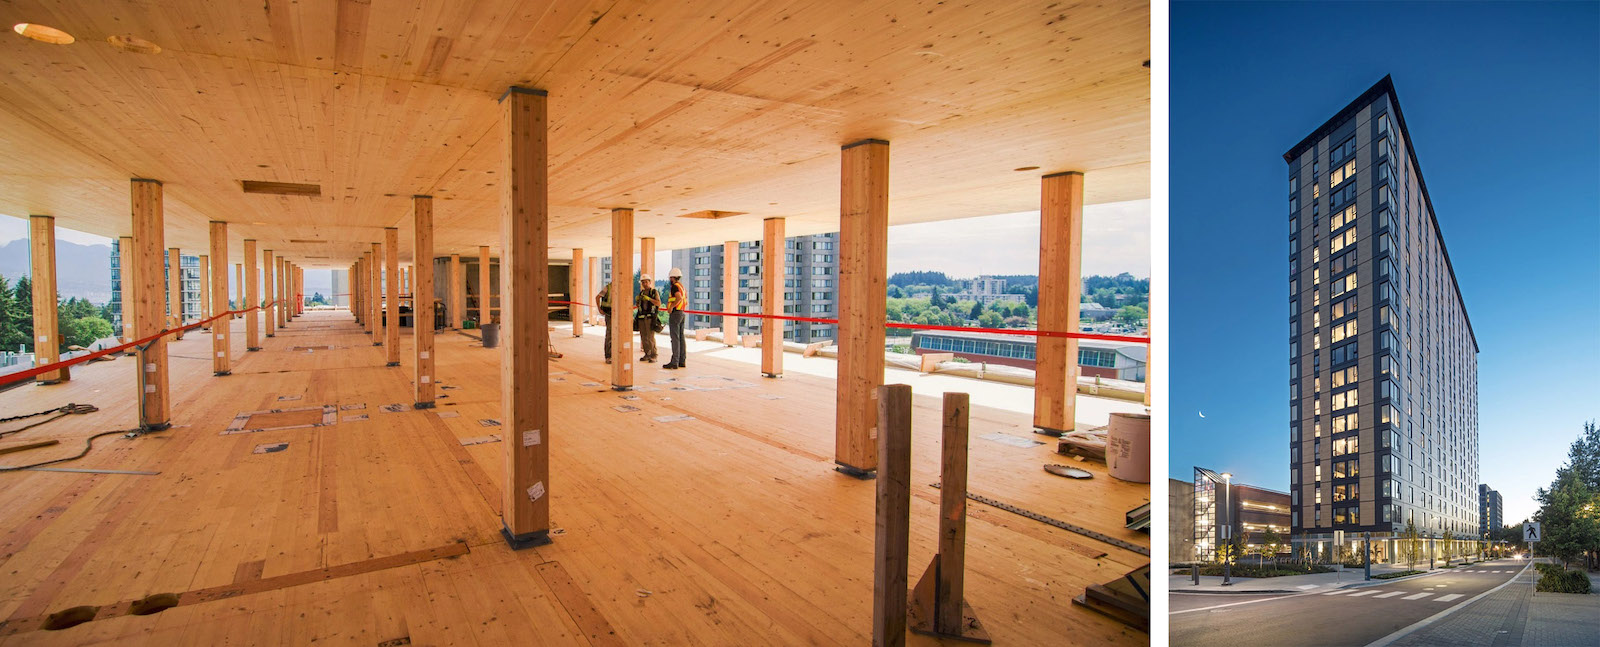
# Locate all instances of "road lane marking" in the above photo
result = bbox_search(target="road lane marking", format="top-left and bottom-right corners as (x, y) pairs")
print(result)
(1373, 592), (1403, 598)
(1347, 591), (1377, 597)
(1365, 560), (1534, 647)
(1436, 594), (1464, 602)
(1323, 589), (1350, 595)
(1402, 593), (1433, 600)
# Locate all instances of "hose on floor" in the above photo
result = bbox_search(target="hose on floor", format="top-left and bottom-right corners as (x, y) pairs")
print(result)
(0, 403), (99, 439)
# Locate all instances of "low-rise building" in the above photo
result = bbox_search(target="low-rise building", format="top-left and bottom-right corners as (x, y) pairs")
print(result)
(908, 328), (1145, 380)
(1192, 467), (1292, 561)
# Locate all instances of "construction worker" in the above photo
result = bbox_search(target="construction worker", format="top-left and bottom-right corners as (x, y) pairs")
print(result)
(636, 274), (660, 363)
(597, 280), (613, 364)
(663, 267), (688, 369)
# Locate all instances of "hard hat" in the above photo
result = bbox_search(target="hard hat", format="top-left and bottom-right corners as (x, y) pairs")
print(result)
(640, 273), (652, 282)
(668, 267), (683, 278)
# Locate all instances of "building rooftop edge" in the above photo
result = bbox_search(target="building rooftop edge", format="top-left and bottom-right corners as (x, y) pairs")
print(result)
(1282, 75), (1479, 353)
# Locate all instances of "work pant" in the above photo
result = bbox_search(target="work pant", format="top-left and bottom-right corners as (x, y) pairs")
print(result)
(669, 310), (687, 366)
(603, 312), (612, 359)
(638, 316), (657, 360)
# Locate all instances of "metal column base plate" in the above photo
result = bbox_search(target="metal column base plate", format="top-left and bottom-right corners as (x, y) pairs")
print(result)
(501, 526), (552, 550)
(834, 462), (876, 480)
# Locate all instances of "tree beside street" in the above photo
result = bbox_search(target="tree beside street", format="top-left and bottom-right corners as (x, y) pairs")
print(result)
(1534, 421), (1600, 570)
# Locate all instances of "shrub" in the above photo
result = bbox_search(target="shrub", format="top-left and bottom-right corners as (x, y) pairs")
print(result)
(1373, 570), (1424, 580)
(1194, 563), (1334, 578)
(1536, 566), (1593, 594)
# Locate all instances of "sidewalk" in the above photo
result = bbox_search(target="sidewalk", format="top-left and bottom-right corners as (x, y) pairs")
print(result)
(1386, 562), (1599, 647)
(1169, 562), (1430, 594)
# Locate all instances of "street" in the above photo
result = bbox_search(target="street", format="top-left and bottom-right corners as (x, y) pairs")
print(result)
(1169, 559), (1531, 647)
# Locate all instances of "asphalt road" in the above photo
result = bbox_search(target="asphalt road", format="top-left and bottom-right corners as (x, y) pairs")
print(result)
(1169, 559), (1532, 647)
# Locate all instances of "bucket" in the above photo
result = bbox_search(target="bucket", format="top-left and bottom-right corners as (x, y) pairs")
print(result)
(481, 323), (500, 348)
(1107, 412), (1151, 483)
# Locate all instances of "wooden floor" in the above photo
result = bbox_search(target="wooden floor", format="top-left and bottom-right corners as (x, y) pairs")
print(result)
(0, 310), (1149, 645)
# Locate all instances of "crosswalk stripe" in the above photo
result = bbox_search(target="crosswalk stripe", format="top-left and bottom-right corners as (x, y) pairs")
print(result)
(1402, 592), (1433, 600)
(1323, 589), (1350, 595)
(1437, 594), (1465, 602)
(1373, 592), (1404, 598)
(1346, 591), (1377, 597)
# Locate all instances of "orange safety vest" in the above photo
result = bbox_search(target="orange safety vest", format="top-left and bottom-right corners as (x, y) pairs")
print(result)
(667, 281), (686, 311)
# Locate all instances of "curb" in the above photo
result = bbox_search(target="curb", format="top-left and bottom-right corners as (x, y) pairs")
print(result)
(1171, 588), (1296, 595)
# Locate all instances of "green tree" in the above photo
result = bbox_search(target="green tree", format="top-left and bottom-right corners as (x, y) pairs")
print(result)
(968, 300), (984, 320)
(1536, 470), (1600, 568)
(1115, 305), (1147, 325)
(1401, 519), (1421, 568)
(977, 311), (1003, 328)
(1263, 529), (1283, 561)
(1441, 532), (1454, 566)
(61, 316), (114, 348)
(2, 275), (34, 352)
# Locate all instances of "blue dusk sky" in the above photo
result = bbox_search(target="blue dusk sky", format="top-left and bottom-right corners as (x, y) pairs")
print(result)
(1168, 1), (1600, 526)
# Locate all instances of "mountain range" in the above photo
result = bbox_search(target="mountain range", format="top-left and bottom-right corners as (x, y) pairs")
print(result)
(0, 239), (113, 304)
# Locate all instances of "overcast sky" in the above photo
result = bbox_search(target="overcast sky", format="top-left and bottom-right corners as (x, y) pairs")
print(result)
(0, 215), (111, 247)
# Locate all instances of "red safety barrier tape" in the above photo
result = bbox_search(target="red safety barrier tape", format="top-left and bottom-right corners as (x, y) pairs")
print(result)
(0, 299), (283, 387)
(549, 300), (1148, 344)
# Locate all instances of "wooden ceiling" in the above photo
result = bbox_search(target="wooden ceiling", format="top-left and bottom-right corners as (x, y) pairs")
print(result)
(0, 0), (1148, 268)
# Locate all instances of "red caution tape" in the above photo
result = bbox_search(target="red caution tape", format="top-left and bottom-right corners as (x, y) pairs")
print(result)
(0, 300), (283, 387)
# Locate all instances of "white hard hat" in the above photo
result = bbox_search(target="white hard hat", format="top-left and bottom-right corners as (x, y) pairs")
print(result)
(640, 273), (652, 282)
(668, 267), (683, 278)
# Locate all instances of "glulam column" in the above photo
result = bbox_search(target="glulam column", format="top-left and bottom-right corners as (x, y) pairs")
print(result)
(413, 196), (437, 408)
(1034, 171), (1084, 435)
(371, 242), (384, 346)
(235, 264), (242, 318)
(277, 258), (288, 327)
(28, 216), (63, 384)
(209, 222), (230, 374)
(118, 236), (135, 342)
(450, 253), (464, 328)
(479, 245), (492, 326)
(640, 237), (655, 281)
(385, 228), (401, 365)
(499, 86), (552, 548)
(610, 208), (634, 390)
(721, 241), (737, 345)
(762, 217), (784, 378)
(569, 248), (583, 337)
(198, 255), (211, 331)
(587, 256), (600, 325)
(835, 139), (889, 477)
(168, 247), (184, 337)
(131, 179), (170, 429)
(262, 249), (275, 337)
(244, 240), (260, 349)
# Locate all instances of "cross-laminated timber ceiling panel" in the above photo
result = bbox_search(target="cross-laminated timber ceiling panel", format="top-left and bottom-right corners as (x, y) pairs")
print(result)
(0, 0), (1149, 268)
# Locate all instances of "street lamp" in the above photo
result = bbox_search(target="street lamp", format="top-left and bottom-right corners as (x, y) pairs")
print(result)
(1222, 472), (1233, 586)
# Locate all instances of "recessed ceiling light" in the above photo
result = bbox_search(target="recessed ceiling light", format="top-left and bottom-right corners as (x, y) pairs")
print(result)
(1014, 166), (1040, 172)
(13, 23), (74, 44)
(107, 34), (160, 54)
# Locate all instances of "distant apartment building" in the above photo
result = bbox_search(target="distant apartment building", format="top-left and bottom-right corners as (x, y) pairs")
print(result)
(109, 240), (201, 333)
(667, 233), (840, 342)
(1192, 467), (1292, 562)
(1080, 302), (1117, 321)
(1478, 484), (1502, 538)
(1286, 76), (1480, 563)
(947, 276), (1024, 304)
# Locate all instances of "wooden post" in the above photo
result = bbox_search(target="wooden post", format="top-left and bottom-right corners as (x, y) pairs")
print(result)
(836, 139), (889, 477)
(721, 240), (737, 345)
(413, 195), (437, 408)
(208, 222), (230, 374)
(277, 258), (288, 327)
(262, 249), (275, 338)
(499, 85), (552, 548)
(296, 266), (304, 315)
(131, 179), (170, 429)
(360, 254), (371, 334)
(587, 256), (600, 326)
(371, 242), (384, 346)
(118, 236), (135, 342)
(908, 393), (990, 642)
(403, 265), (411, 296)
(449, 253), (463, 328)
(569, 248), (583, 337)
(640, 237), (656, 282)
(610, 208), (634, 390)
(235, 264), (243, 322)
(28, 215), (63, 384)
(1034, 172), (1084, 435)
(873, 384), (913, 647)
(243, 240), (259, 350)
(762, 217), (785, 378)
(479, 245), (493, 326)
(167, 247), (184, 338)
(198, 254), (210, 331)
(385, 228), (401, 365)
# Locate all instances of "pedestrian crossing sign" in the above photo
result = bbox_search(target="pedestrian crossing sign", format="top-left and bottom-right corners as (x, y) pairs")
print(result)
(1524, 521), (1540, 543)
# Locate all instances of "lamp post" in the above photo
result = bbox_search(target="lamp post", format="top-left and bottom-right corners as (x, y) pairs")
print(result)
(1222, 472), (1233, 586)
